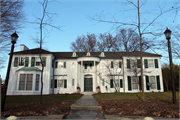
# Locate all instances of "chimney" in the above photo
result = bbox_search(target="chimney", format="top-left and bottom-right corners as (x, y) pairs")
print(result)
(20, 44), (29, 51)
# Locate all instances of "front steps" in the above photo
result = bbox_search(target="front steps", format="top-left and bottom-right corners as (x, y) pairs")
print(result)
(80, 92), (96, 95)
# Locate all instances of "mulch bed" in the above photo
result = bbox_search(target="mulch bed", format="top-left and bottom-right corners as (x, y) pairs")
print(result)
(1, 101), (73, 117)
(98, 99), (180, 118)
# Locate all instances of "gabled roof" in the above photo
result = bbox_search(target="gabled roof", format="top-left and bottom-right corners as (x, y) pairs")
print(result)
(13, 48), (161, 59)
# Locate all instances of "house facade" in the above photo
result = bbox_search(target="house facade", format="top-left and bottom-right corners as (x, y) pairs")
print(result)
(7, 45), (164, 95)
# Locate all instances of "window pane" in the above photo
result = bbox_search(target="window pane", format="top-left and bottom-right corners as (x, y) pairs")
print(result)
(150, 76), (156, 89)
(132, 76), (138, 90)
(19, 58), (24, 66)
(19, 74), (26, 90)
(149, 59), (154, 67)
(58, 80), (63, 87)
(26, 74), (33, 90)
(115, 79), (120, 87)
(35, 74), (40, 91)
(36, 57), (41, 66)
(58, 62), (63, 68)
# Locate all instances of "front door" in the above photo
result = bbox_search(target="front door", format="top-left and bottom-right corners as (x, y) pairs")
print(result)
(84, 78), (93, 92)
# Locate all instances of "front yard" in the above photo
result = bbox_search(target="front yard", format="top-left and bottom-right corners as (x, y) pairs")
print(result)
(93, 92), (179, 118)
(1, 94), (83, 117)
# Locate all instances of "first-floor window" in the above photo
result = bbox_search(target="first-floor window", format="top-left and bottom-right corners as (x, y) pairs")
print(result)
(115, 79), (120, 87)
(150, 76), (156, 89)
(19, 74), (33, 90)
(132, 76), (138, 90)
(35, 74), (40, 91)
(58, 80), (64, 87)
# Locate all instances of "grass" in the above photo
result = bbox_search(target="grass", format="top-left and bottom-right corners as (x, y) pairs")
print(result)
(93, 92), (179, 101)
(4, 94), (83, 107)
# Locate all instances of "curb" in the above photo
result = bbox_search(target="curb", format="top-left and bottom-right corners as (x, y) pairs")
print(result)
(1, 115), (65, 120)
(71, 104), (102, 110)
(104, 115), (179, 120)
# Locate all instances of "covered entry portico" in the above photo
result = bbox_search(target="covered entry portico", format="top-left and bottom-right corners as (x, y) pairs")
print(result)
(77, 56), (100, 92)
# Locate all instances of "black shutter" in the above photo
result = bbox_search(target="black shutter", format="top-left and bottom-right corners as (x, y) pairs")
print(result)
(156, 76), (161, 90)
(42, 57), (46, 67)
(111, 61), (113, 68)
(55, 62), (58, 68)
(64, 80), (67, 88)
(110, 79), (113, 88)
(120, 79), (123, 88)
(137, 59), (141, 68)
(146, 76), (150, 90)
(85, 64), (87, 69)
(154, 59), (159, 68)
(14, 57), (18, 67)
(119, 61), (121, 68)
(64, 62), (66, 68)
(25, 57), (29, 67)
(139, 76), (142, 90)
(128, 76), (132, 91)
(144, 59), (148, 68)
(54, 79), (57, 88)
(31, 57), (35, 67)
(127, 59), (131, 68)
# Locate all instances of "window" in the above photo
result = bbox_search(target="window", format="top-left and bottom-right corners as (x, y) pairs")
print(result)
(36, 57), (41, 66)
(58, 80), (64, 87)
(110, 79), (113, 88)
(87, 52), (91, 56)
(90, 64), (92, 69)
(72, 52), (77, 57)
(85, 64), (87, 69)
(19, 74), (33, 90)
(150, 76), (156, 89)
(132, 76), (138, 90)
(148, 59), (154, 67)
(58, 62), (64, 68)
(72, 79), (74, 86)
(19, 57), (24, 66)
(115, 79), (120, 87)
(55, 62), (66, 68)
(35, 74), (40, 91)
(127, 59), (131, 68)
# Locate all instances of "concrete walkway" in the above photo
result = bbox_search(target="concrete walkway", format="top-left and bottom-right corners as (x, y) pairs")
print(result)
(65, 95), (105, 119)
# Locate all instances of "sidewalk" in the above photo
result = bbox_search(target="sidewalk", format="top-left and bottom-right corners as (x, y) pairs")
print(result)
(65, 95), (105, 119)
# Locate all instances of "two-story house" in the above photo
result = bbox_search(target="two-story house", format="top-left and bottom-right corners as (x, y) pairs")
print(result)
(6, 45), (164, 95)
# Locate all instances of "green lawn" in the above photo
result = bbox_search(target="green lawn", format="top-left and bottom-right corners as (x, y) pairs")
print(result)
(93, 92), (179, 101)
(3, 94), (83, 107)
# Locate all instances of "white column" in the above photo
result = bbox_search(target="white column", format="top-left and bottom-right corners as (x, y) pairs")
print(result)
(94, 61), (96, 92)
(77, 62), (79, 91)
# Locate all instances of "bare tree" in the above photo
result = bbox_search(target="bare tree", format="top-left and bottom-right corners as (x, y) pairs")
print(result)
(31, 0), (62, 103)
(0, 0), (25, 68)
(89, 0), (179, 100)
(97, 33), (118, 52)
(96, 60), (123, 92)
(71, 33), (97, 52)
(115, 28), (152, 52)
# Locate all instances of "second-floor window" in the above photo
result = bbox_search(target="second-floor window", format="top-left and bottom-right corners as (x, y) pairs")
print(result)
(36, 57), (41, 66)
(55, 62), (66, 68)
(19, 57), (24, 66)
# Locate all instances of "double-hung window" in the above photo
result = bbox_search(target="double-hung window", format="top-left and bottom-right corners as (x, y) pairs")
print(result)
(148, 59), (154, 67)
(36, 57), (41, 66)
(132, 76), (138, 90)
(19, 74), (33, 90)
(150, 76), (156, 89)
(19, 57), (24, 66)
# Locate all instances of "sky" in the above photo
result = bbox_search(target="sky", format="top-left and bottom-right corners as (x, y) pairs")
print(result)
(1, 0), (179, 79)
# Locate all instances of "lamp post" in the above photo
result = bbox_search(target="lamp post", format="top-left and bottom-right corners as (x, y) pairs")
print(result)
(164, 28), (176, 104)
(1, 32), (19, 111)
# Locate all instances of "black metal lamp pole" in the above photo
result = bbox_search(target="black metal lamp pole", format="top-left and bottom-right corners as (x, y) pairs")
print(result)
(164, 28), (176, 104)
(1, 32), (19, 111)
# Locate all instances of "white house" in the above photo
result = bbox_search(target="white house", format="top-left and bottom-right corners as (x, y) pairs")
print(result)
(7, 45), (164, 95)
